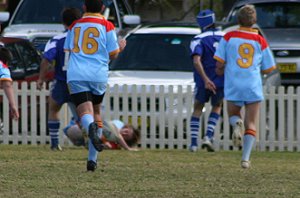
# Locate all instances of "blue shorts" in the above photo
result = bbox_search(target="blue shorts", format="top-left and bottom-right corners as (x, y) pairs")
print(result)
(50, 79), (71, 106)
(194, 86), (224, 106)
(230, 100), (262, 107)
(67, 81), (107, 96)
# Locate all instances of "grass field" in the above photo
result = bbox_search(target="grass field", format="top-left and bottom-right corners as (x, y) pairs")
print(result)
(0, 145), (299, 198)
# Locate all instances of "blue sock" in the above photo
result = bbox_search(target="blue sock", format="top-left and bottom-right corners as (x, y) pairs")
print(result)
(88, 140), (98, 162)
(242, 134), (255, 161)
(88, 127), (103, 162)
(229, 115), (241, 126)
(205, 112), (220, 139)
(81, 114), (94, 134)
(190, 116), (200, 146)
(63, 117), (76, 135)
(48, 120), (60, 147)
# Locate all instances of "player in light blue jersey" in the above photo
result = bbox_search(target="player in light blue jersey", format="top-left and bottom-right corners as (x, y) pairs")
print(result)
(214, 5), (276, 169)
(189, 9), (224, 152)
(64, 0), (120, 172)
(0, 47), (19, 120)
(37, 8), (82, 151)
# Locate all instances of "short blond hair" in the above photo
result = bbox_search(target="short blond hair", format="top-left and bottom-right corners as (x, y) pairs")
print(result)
(238, 4), (257, 27)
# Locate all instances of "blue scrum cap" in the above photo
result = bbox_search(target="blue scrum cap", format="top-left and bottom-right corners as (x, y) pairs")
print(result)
(197, 9), (216, 30)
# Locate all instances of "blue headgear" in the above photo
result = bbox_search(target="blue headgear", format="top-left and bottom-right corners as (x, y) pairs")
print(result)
(197, 9), (215, 30)
(102, 0), (113, 7)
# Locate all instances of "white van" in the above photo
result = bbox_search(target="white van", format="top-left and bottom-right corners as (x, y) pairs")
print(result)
(0, 0), (140, 51)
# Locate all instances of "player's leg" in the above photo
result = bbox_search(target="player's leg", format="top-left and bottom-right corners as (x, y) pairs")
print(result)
(86, 94), (105, 168)
(63, 102), (79, 136)
(83, 82), (106, 172)
(68, 81), (103, 152)
(227, 101), (244, 147)
(202, 88), (224, 152)
(189, 86), (206, 152)
(241, 101), (260, 169)
(48, 80), (68, 151)
(48, 96), (62, 150)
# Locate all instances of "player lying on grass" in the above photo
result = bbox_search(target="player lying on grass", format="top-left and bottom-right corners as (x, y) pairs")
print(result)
(64, 119), (140, 151)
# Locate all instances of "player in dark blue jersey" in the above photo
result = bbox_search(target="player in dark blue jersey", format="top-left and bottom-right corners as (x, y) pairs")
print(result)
(189, 9), (224, 152)
(37, 7), (82, 151)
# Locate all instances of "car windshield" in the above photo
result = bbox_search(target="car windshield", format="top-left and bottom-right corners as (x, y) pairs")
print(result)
(229, 2), (300, 28)
(110, 33), (194, 72)
(12, 0), (83, 24)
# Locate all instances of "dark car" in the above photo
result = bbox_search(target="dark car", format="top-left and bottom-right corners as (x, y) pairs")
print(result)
(0, 37), (53, 82)
(224, 0), (300, 86)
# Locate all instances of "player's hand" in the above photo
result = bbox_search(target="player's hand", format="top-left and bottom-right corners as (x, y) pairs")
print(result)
(205, 79), (216, 95)
(128, 147), (139, 151)
(10, 106), (19, 120)
(37, 79), (44, 90)
(118, 39), (126, 51)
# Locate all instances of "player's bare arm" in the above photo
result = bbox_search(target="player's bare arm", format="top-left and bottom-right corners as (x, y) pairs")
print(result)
(37, 59), (52, 90)
(193, 55), (216, 94)
(215, 61), (225, 76)
(2, 81), (19, 120)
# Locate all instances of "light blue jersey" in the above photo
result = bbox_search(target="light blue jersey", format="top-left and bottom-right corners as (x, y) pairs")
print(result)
(214, 27), (276, 101)
(112, 120), (125, 130)
(64, 13), (119, 83)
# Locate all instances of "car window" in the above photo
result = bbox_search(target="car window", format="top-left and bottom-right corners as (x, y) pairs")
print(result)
(6, 41), (41, 75)
(6, 42), (24, 73)
(228, 2), (300, 28)
(12, 0), (84, 24)
(15, 41), (41, 71)
(110, 34), (194, 72)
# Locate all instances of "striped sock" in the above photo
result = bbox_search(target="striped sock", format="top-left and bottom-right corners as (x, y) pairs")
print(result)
(190, 116), (200, 146)
(48, 120), (60, 147)
(242, 129), (256, 161)
(205, 112), (220, 139)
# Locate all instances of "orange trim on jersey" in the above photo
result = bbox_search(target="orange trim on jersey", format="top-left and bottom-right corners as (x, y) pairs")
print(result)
(109, 49), (120, 57)
(69, 14), (115, 32)
(262, 66), (277, 74)
(0, 78), (12, 81)
(245, 129), (256, 137)
(95, 120), (103, 128)
(214, 55), (225, 64)
(224, 30), (268, 50)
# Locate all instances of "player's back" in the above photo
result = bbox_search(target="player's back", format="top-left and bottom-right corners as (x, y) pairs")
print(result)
(223, 29), (268, 80)
(65, 14), (119, 83)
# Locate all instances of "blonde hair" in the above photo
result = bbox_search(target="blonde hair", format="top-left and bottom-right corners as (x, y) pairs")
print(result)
(238, 4), (257, 27)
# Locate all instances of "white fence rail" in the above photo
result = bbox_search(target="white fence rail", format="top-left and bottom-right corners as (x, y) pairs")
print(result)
(0, 82), (300, 151)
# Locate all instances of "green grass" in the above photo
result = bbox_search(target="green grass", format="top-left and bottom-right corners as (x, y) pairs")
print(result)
(0, 145), (299, 198)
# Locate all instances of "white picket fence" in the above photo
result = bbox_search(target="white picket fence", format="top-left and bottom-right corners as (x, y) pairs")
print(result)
(0, 82), (300, 151)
